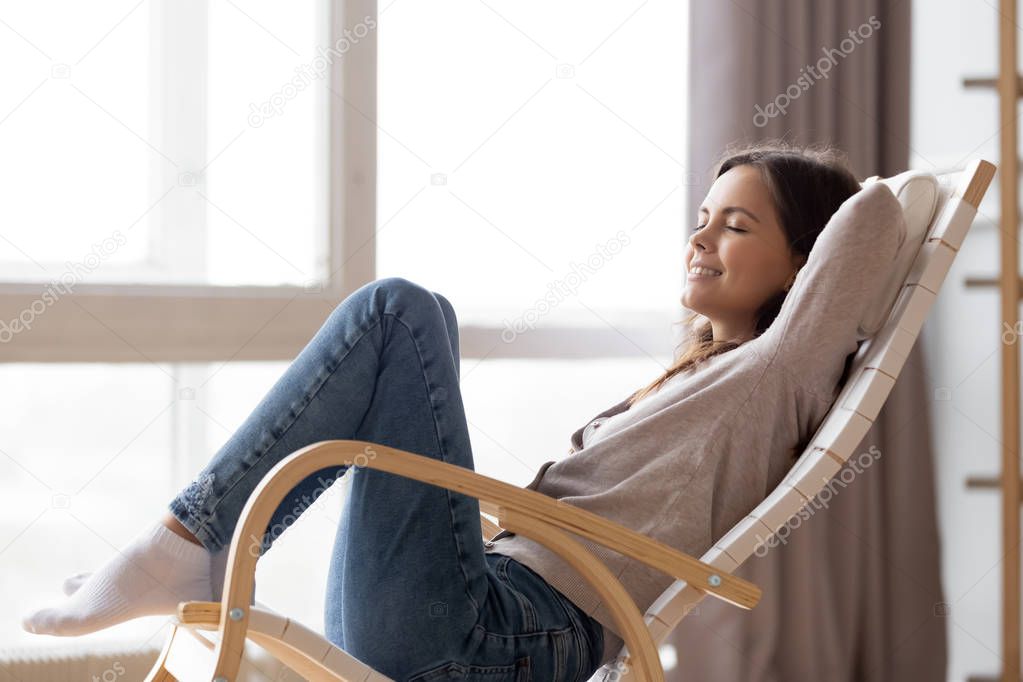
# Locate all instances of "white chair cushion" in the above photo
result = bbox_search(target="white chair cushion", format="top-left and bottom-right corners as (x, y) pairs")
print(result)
(856, 169), (940, 339)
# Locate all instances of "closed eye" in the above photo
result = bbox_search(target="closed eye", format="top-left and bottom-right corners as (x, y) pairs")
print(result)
(693, 224), (746, 233)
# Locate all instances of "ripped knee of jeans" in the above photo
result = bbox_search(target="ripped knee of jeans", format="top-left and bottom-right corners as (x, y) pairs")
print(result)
(179, 471), (215, 519)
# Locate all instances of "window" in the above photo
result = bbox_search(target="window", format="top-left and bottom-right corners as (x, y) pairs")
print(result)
(378, 0), (688, 333)
(0, 0), (370, 362)
(0, 1), (329, 287)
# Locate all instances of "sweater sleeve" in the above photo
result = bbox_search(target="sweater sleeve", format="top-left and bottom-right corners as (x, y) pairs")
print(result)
(745, 181), (906, 401)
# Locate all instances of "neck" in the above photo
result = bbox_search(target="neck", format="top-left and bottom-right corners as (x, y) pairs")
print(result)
(710, 318), (754, 345)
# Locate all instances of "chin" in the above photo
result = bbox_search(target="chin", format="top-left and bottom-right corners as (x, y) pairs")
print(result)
(680, 293), (706, 314)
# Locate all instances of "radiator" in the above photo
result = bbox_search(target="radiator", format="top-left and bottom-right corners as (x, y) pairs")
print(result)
(0, 645), (161, 682)
(1, 641), (298, 681)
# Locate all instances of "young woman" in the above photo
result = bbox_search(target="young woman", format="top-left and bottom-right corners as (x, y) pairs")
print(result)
(21, 140), (890, 681)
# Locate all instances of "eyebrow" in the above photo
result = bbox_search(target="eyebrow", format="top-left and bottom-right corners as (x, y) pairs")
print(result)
(698, 205), (761, 223)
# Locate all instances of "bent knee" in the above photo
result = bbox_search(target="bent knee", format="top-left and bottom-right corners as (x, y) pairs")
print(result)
(376, 277), (452, 315)
(337, 277), (453, 328)
(375, 276), (430, 299)
(431, 291), (457, 326)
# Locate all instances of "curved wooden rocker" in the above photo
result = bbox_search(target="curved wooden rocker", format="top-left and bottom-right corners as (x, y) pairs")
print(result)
(145, 158), (995, 682)
(144, 439), (761, 682)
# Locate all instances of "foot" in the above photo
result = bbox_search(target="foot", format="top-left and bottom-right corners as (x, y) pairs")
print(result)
(65, 548), (247, 605)
(21, 522), (212, 636)
(61, 572), (90, 596)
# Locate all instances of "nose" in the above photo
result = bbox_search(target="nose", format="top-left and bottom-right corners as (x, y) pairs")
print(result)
(689, 226), (709, 250)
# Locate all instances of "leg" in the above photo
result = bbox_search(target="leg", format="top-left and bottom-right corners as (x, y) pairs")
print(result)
(165, 278), (457, 553)
(307, 284), (603, 679)
(181, 278), (602, 678)
(322, 289), (461, 648)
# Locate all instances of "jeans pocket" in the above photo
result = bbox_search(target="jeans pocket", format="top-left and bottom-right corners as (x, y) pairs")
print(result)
(493, 555), (543, 633)
(543, 583), (606, 673)
(503, 559), (605, 678)
(407, 655), (532, 682)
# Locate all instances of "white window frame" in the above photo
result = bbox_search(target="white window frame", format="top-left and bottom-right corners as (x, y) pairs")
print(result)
(0, 0), (374, 363)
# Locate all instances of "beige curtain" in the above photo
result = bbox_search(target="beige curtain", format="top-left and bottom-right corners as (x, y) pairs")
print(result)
(670, 1), (947, 680)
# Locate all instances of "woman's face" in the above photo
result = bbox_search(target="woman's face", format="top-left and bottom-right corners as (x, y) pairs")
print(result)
(682, 164), (805, 343)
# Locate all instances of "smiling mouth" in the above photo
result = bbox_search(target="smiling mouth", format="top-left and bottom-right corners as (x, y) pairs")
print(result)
(688, 266), (723, 278)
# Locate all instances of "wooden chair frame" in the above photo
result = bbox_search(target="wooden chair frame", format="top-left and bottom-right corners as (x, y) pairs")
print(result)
(145, 159), (995, 682)
(144, 440), (759, 682)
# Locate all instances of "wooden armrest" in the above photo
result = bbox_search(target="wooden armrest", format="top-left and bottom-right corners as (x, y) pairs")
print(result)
(205, 440), (761, 681)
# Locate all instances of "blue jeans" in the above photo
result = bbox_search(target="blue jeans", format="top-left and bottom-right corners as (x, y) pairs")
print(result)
(167, 277), (605, 681)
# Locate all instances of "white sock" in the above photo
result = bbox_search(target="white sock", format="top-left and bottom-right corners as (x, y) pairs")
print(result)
(64, 548), (252, 605)
(22, 522), (212, 636)
(61, 572), (89, 596)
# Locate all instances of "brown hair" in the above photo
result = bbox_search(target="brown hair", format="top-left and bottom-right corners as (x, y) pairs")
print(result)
(625, 139), (863, 408)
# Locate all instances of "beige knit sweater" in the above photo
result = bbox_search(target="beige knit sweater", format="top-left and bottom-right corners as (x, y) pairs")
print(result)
(484, 181), (906, 666)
